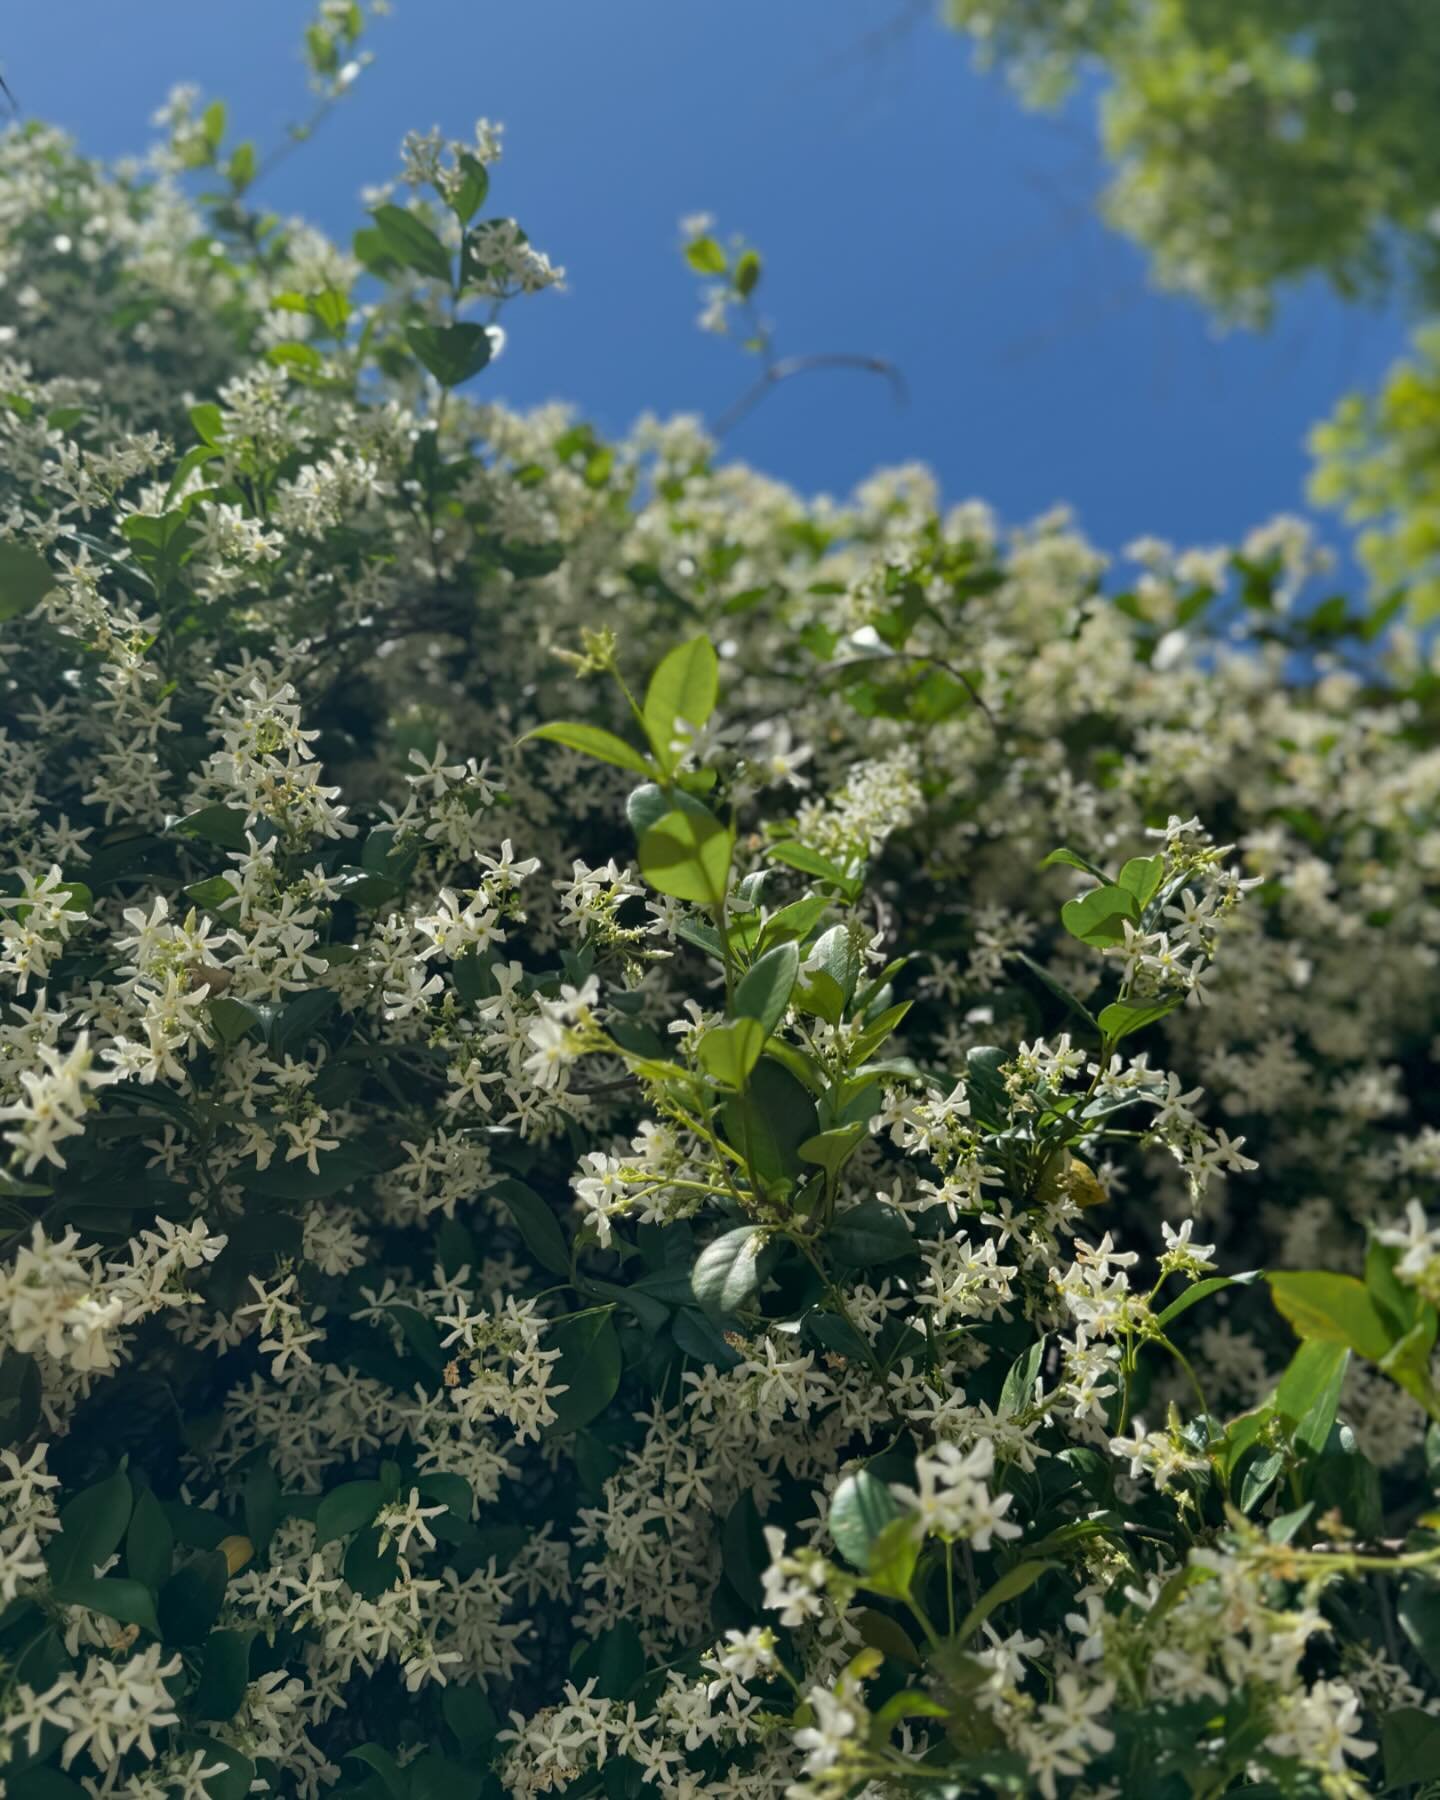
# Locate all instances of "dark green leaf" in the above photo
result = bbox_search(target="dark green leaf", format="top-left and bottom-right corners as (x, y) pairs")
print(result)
(50, 1469), (133, 1584)
(316, 1479), (384, 1547)
(828, 1200), (913, 1267)
(493, 1177), (571, 1277)
(53, 1576), (160, 1637)
(126, 1488), (173, 1591)
(372, 204), (453, 282)
(407, 322), (494, 388)
(191, 1629), (253, 1721)
(158, 1551), (228, 1646)
(0, 542), (55, 620)
(547, 1310), (622, 1432)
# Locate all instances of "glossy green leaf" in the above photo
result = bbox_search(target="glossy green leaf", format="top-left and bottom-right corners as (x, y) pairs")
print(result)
(642, 635), (719, 766)
(636, 808), (733, 904)
(733, 941), (799, 1037)
(1060, 884), (1140, 947)
(697, 1018), (765, 1089)
(1268, 1270), (1395, 1361)
(524, 719), (652, 775)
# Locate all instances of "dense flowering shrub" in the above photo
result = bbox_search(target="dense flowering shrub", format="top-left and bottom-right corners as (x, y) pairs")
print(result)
(5, 22), (1440, 1800)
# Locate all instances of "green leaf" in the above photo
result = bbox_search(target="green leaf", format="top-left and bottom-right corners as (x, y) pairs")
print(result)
(1060, 885), (1141, 947)
(50, 1469), (133, 1584)
(174, 1733), (254, 1800)
(571, 1618), (646, 1700)
(1097, 995), (1183, 1044)
(797, 1123), (866, 1180)
(766, 839), (848, 884)
(1267, 1271), (1395, 1362)
(126, 1488), (174, 1591)
(851, 1000), (911, 1064)
(348, 1744), (409, 1797)
(316, 1480), (383, 1547)
(808, 923), (861, 1008)
(854, 1607), (921, 1668)
(343, 1524), (400, 1600)
(626, 779), (714, 838)
(636, 808), (733, 904)
(189, 403), (225, 446)
(3, 1773), (89, 1800)
(1382, 1707), (1440, 1789)
(547, 1309), (622, 1432)
(524, 720), (652, 776)
(170, 804), (250, 851)
(407, 322), (494, 388)
(953, 1561), (1056, 1645)
(642, 636), (718, 766)
(1154, 1270), (1260, 1330)
(372, 203), (454, 282)
(721, 1056), (818, 1185)
(684, 235), (728, 275)
(828, 1200), (914, 1267)
(734, 248), (762, 296)
(53, 1576), (160, 1637)
(191, 1628), (253, 1721)
(158, 1551), (228, 1646)
(1398, 1579), (1440, 1683)
(829, 1469), (906, 1572)
(271, 987), (337, 1053)
(859, 1515), (921, 1601)
(1275, 1339), (1350, 1455)
(691, 1226), (768, 1317)
(1039, 845), (1109, 882)
(493, 1177), (571, 1277)
(1116, 854), (1165, 909)
(697, 1018), (766, 1089)
(734, 941), (799, 1037)
(0, 1350), (40, 1450)
(242, 1462), (280, 1556)
(452, 152), (490, 223)
(720, 1491), (769, 1609)
(209, 996), (262, 1046)
(999, 1337), (1047, 1416)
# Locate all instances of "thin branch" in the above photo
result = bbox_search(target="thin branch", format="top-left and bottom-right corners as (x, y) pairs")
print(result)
(712, 352), (908, 439)
(251, 88), (348, 190)
(819, 648), (998, 730)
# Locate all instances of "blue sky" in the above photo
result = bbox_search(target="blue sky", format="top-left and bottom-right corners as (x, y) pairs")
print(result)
(4, 1), (1411, 572)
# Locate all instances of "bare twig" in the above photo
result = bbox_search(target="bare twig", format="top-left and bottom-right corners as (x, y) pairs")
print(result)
(713, 352), (907, 439)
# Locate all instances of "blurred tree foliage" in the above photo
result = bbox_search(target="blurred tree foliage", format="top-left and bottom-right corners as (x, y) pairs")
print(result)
(944, 0), (1440, 325)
